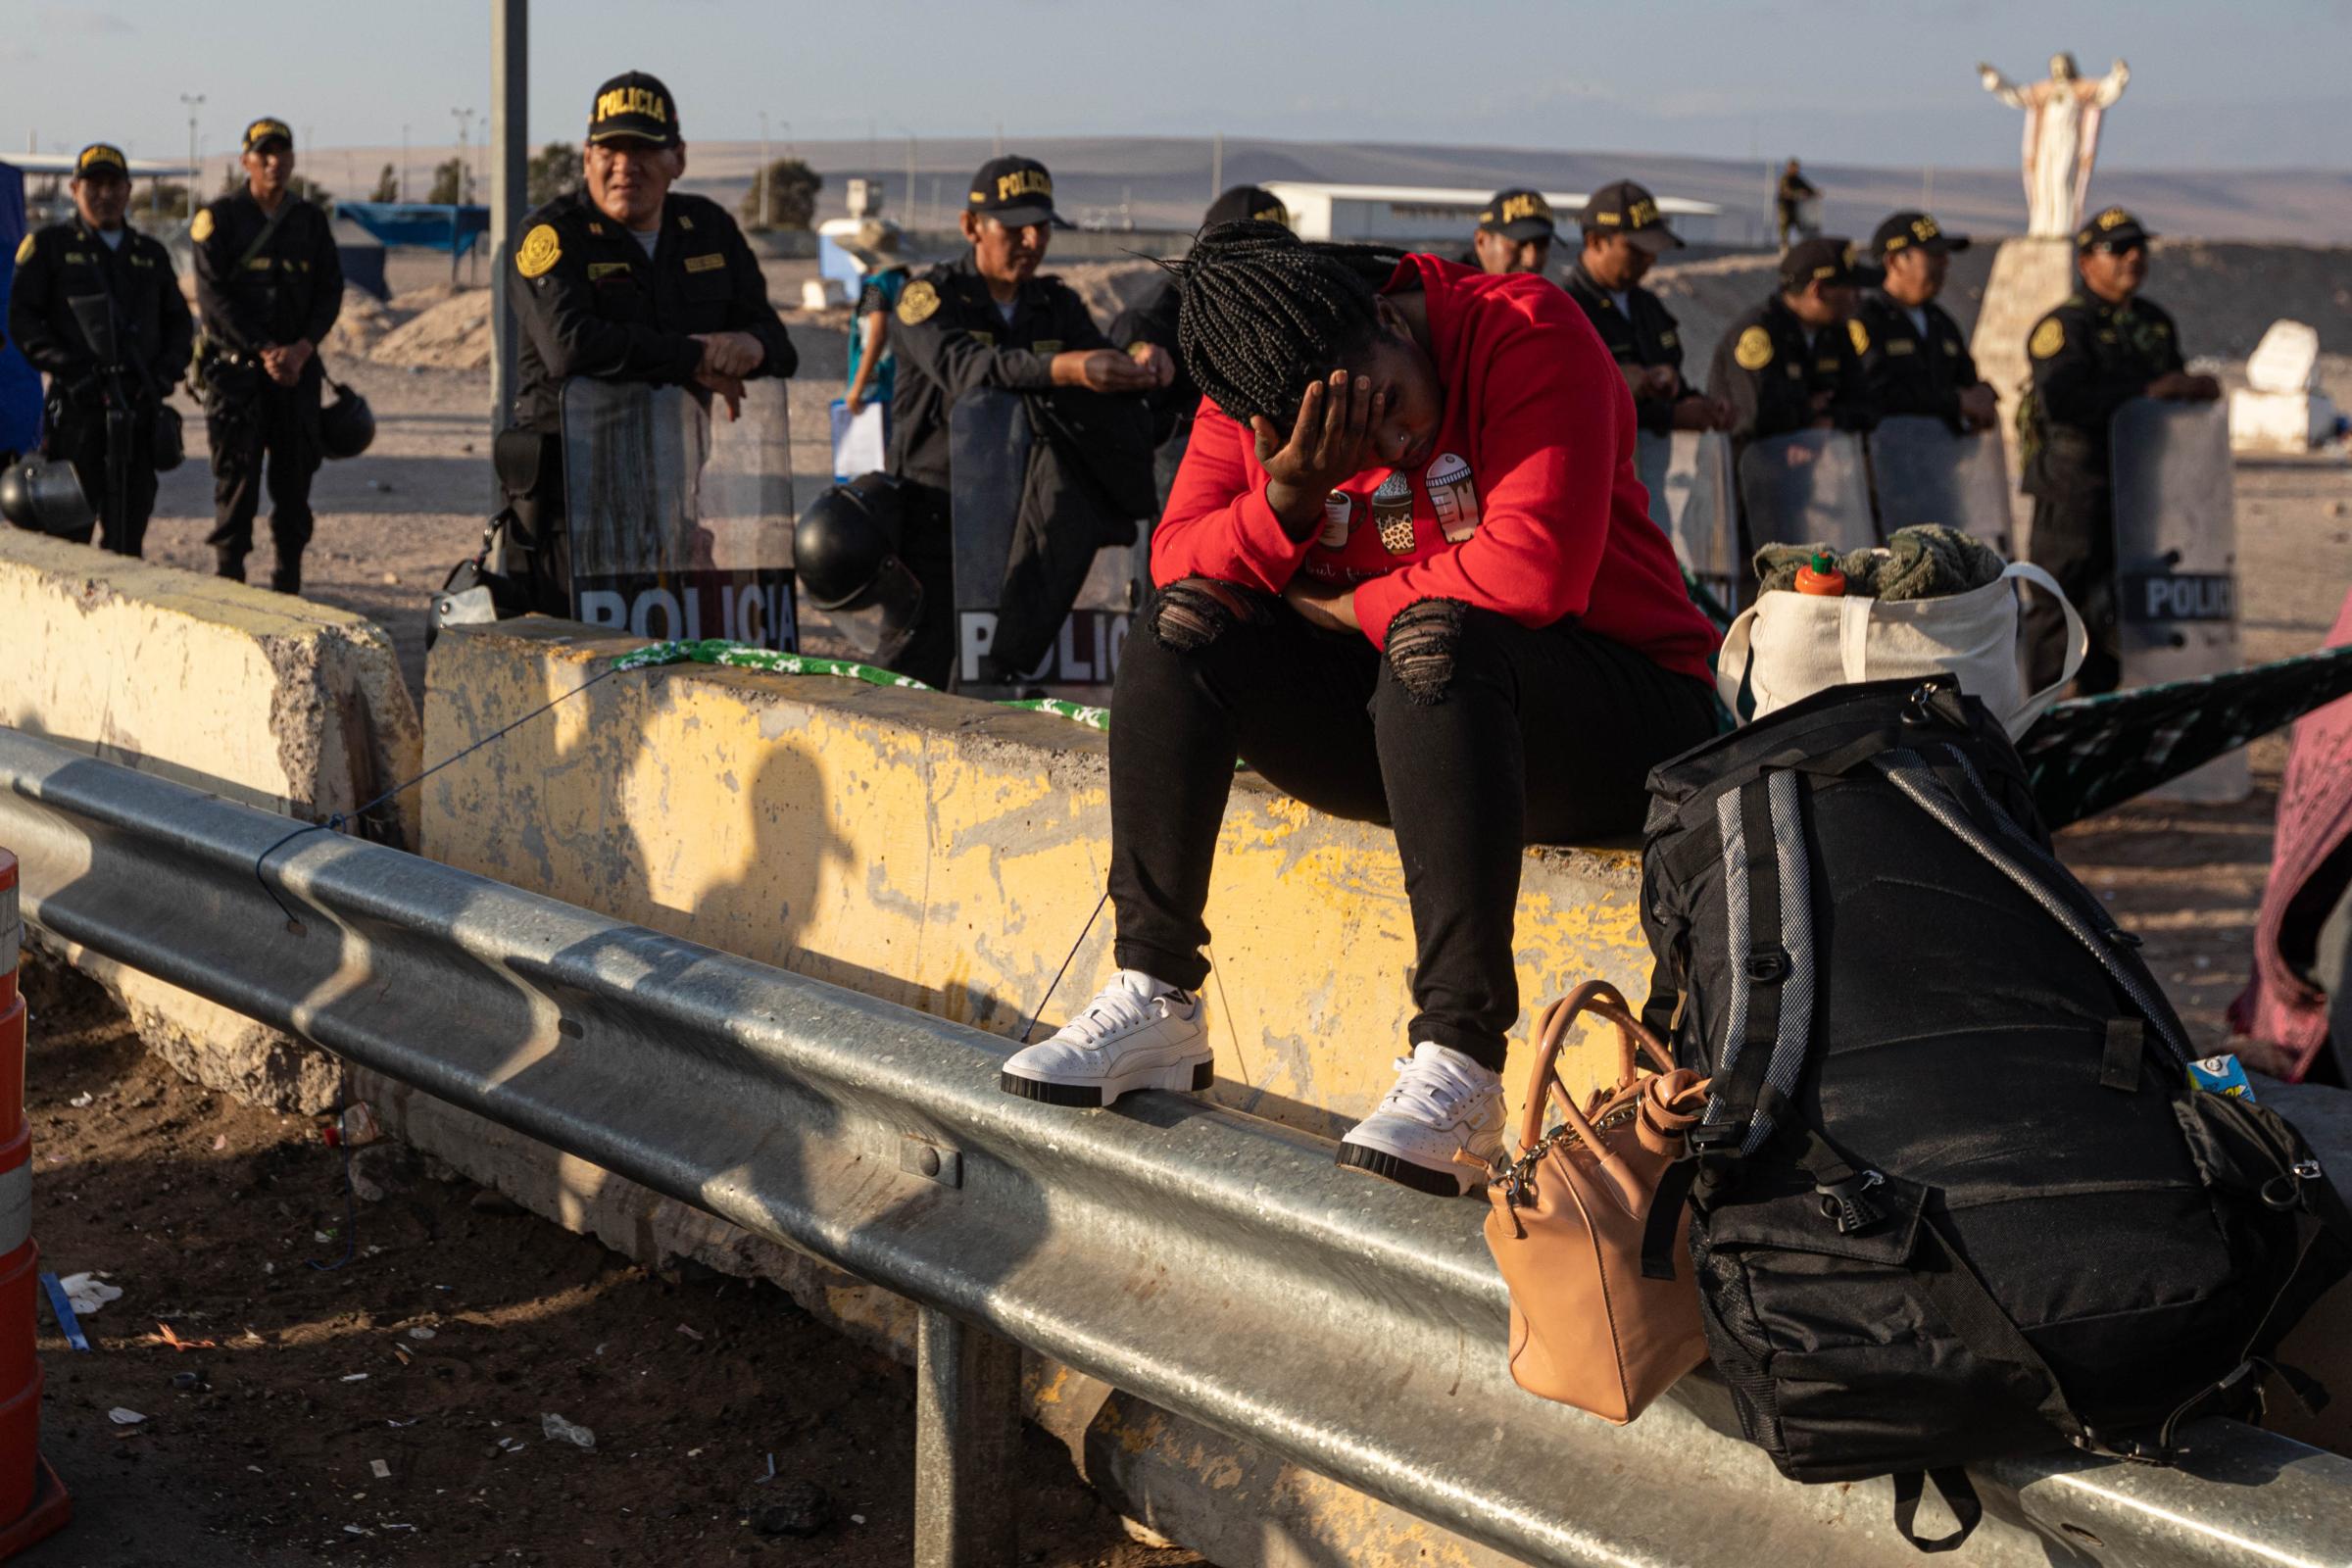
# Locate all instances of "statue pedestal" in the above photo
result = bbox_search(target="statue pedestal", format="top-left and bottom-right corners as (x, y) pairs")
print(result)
(1970, 237), (2080, 557)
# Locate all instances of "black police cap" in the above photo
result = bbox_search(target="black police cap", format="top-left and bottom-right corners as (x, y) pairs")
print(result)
(968, 156), (1069, 229)
(1581, 179), (1683, 252)
(1477, 187), (1554, 241)
(74, 143), (129, 181)
(1780, 236), (1865, 291)
(588, 72), (681, 148)
(1204, 185), (1288, 229)
(242, 118), (293, 154)
(2077, 206), (2155, 253)
(1871, 210), (1971, 259)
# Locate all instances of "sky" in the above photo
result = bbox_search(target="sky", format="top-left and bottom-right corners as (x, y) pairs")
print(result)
(5, 0), (2348, 173)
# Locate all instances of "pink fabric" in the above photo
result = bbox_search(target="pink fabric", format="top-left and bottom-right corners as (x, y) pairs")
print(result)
(2230, 585), (2352, 1077)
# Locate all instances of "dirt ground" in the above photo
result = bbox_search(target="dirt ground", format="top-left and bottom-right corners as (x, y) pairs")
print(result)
(12, 955), (1197, 1568)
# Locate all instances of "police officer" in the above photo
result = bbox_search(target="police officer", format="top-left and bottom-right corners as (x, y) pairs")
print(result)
(192, 117), (342, 592)
(1706, 235), (1874, 454)
(2021, 206), (2219, 695)
(1468, 187), (1554, 275)
(1109, 184), (1288, 481)
(886, 154), (1170, 687)
(1562, 180), (1727, 433)
(504, 72), (798, 610)
(8, 143), (192, 556)
(1775, 159), (1818, 255)
(1853, 211), (1996, 429)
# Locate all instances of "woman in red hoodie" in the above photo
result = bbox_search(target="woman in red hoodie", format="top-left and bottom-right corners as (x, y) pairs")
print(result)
(1000, 221), (1723, 1193)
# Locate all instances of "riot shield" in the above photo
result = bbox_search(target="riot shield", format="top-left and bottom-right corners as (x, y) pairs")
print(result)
(1638, 429), (1740, 612)
(1737, 428), (1875, 556)
(1867, 415), (2015, 555)
(2110, 397), (2245, 801)
(949, 388), (1141, 701)
(559, 375), (797, 651)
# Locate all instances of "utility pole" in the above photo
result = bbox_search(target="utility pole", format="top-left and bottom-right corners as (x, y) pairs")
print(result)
(401, 122), (410, 202)
(490, 0), (526, 436)
(759, 112), (771, 228)
(903, 130), (916, 229)
(452, 106), (476, 202)
(180, 93), (204, 220)
(1209, 130), (1222, 201)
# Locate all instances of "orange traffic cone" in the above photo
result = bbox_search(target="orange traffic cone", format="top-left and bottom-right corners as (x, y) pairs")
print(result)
(0, 852), (70, 1557)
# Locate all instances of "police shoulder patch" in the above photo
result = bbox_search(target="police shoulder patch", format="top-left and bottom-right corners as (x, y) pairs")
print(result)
(516, 224), (562, 279)
(1733, 324), (1774, 371)
(897, 279), (940, 325)
(12, 233), (31, 266)
(189, 208), (215, 244)
(2030, 317), (2065, 360)
(1847, 318), (1870, 355)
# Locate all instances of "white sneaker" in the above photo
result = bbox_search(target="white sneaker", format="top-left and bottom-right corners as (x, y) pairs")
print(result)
(1000, 970), (1211, 1108)
(1337, 1044), (1507, 1196)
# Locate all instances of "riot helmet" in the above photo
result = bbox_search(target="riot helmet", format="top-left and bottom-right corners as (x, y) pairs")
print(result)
(794, 471), (925, 663)
(319, 377), (376, 459)
(0, 457), (97, 538)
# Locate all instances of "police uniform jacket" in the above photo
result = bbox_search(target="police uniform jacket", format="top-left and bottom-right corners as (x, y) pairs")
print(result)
(2023, 291), (2184, 497)
(1108, 277), (1195, 448)
(8, 219), (192, 402)
(507, 188), (798, 434)
(1853, 291), (1984, 426)
(1706, 293), (1875, 448)
(887, 251), (1110, 493)
(1563, 263), (1691, 436)
(191, 190), (341, 367)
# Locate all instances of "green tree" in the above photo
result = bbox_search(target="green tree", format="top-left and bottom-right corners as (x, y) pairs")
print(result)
(425, 157), (466, 206)
(369, 164), (400, 203)
(741, 158), (820, 231)
(528, 141), (580, 209)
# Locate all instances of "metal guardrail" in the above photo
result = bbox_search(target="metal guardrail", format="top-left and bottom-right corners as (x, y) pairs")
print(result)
(2, 726), (2348, 1568)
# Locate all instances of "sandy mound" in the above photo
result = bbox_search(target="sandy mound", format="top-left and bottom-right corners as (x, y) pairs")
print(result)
(389, 280), (469, 316)
(320, 288), (403, 362)
(1056, 260), (1167, 330)
(371, 288), (493, 370)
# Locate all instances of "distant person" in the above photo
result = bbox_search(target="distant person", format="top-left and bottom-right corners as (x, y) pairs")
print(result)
(1775, 159), (1818, 255)
(994, 222), (1720, 1195)
(503, 72), (798, 609)
(843, 218), (907, 420)
(2020, 206), (2219, 695)
(884, 154), (1171, 686)
(1705, 236), (1873, 456)
(1560, 180), (1727, 434)
(1853, 211), (1997, 429)
(192, 117), (342, 593)
(1110, 184), (1289, 493)
(7, 142), (193, 557)
(1467, 187), (1554, 275)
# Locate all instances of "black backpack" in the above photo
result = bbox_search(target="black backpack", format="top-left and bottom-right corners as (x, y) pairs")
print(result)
(1637, 677), (2351, 1550)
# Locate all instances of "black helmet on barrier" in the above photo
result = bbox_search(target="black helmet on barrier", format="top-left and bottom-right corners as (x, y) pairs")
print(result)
(0, 456), (96, 538)
(794, 472), (925, 663)
(318, 376), (375, 460)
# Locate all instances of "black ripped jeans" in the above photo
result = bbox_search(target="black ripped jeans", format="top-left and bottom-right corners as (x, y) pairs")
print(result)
(1105, 598), (1720, 1071)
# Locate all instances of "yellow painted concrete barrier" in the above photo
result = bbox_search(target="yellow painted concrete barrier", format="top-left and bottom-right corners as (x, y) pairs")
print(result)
(421, 619), (1654, 1132)
(1, 531), (421, 1107)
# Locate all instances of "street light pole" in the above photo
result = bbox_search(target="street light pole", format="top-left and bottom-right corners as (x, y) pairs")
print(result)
(401, 122), (410, 202)
(490, 0), (527, 437)
(759, 112), (771, 229)
(179, 93), (204, 218)
(452, 106), (476, 202)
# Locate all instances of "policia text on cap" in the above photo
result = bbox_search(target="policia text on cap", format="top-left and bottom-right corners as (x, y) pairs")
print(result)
(7, 143), (193, 557)
(502, 73), (798, 611)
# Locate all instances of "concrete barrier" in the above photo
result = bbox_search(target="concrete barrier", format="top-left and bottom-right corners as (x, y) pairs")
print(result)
(419, 619), (1655, 1132)
(0, 531), (420, 1108)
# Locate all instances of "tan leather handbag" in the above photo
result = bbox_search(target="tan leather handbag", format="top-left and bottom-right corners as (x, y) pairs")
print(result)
(1471, 980), (1712, 1424)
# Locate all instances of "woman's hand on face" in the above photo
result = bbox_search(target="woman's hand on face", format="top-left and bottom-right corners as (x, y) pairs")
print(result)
(1282, 575), (1361, 635)
(1252, 371), (1382, 531)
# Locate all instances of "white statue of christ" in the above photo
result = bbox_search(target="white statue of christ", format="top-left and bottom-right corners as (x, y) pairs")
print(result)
(1979, 53), (2132, 238)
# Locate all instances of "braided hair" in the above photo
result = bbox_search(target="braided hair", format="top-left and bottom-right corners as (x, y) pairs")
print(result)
(1171, 220), (1410, 426)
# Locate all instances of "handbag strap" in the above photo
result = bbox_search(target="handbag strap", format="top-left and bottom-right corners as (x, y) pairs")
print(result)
(2001, 560), (2085, 736)
(1713, 604), (1759, 713)
(1521, 982), (1676, 1153)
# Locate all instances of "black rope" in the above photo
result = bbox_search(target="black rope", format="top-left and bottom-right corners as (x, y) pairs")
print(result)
(1018, 888), (1109, 1046)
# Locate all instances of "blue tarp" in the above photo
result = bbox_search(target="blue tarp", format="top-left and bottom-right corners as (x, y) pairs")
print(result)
(337, 201), (491, 257)
(0, 164), (44, 457)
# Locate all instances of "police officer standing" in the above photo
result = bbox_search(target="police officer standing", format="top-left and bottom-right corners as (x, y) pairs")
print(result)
(1561, 180), (1726, 433)
(886, 155), (1169, 687)
(2021, 206), (2219, 694)
(192, 118), (342, 592)
(1852, 211), (1997, 429)
(1467, 188), (1554, 275)
(8, 143), (192, 556)
(505, 72), (798, 610)
(1706, 236), (1874, 453)
(1775, 159), (1818, 254)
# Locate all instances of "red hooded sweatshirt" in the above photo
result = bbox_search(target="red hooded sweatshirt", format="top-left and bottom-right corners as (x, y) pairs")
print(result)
(1152, 254), (1720, 686)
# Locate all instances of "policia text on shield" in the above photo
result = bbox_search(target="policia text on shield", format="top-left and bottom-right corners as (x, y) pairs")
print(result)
(6, 143), (192, 556)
